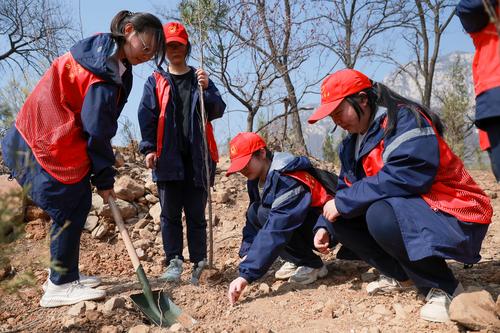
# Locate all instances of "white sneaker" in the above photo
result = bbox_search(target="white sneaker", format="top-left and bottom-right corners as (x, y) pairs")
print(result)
(366, 275), (413, 295)
(40, 280), (106, 308)
(275, 262), (298, 280)
(288, 265), (328, 285)
(43, 271), (102, 291)
(420, 283), (464, 323)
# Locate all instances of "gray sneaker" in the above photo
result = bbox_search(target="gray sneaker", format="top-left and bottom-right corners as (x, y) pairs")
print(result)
(160, 256), (183, 282)
(191, 259), (208, 285)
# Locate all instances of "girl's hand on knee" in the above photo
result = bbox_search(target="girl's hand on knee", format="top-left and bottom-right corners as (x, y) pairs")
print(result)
(145, 152), (157, 169)
(323, 199), (340, 222)
(314, 228), (330, 254)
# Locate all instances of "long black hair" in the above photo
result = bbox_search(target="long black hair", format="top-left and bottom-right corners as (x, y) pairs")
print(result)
(110, 10), (166, 67)
(344, 82), (444, 137)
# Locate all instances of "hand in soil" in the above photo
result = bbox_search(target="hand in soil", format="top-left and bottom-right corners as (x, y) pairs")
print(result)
(228, 276), (248, 305)
(314, 228), (330, 254)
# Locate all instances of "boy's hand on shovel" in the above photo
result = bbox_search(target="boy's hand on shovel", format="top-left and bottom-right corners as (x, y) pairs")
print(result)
(98, 189), (116, 204)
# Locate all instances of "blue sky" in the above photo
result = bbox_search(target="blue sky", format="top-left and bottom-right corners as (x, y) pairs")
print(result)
(57, 1), (478, 146)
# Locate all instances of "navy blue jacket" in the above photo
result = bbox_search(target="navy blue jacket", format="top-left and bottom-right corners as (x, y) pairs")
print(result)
(314, 107), (489, 263)
(138, 67), (225, 186)
(3, 33), (132, 190)
(238, 153), (323, 283)
(456, 0), (500, 124)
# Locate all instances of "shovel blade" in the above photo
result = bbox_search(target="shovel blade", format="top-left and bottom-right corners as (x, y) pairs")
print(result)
(130, 290), (196, 328)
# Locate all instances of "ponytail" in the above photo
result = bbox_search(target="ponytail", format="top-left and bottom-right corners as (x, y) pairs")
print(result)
(110, 10), (166, 67)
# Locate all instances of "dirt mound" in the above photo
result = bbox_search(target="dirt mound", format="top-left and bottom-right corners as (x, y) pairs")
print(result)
(0, 149), (499, 332)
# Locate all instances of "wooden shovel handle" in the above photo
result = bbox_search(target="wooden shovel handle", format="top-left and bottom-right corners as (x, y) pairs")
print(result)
(108, 197), (141, 270)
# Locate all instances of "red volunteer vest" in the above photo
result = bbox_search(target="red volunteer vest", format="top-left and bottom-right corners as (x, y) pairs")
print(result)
(469, 15), (500, 152)
(359, 115), (492, 224)
(285, 170), (332, 207)
(15, 52), (104, 184)
(153, 72), (219, 162)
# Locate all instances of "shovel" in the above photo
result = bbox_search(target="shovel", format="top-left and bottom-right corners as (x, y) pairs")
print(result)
(108, 197), (196, 328)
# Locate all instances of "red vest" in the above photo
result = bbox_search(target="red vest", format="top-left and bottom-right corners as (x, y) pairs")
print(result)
(470, 21), (500, 96)
(285, 170), (332, 207)
(360, 115), (492, 224)
(15, 52), (104, 184)
(153, 72), (219, 162)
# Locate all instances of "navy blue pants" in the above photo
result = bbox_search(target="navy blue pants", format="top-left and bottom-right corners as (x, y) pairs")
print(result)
(331, 200), (459, 295)
(243, 202), (324, 268)
(157, 160), (207, 264)
(2, 127), (91, 285)
(482, 118), (500, 182)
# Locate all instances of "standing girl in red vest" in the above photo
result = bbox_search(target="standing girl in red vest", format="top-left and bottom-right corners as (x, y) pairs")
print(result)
(309, 69), (492, 323)
(457, 0), (500, 182)
(1, 11), (165, 307)
(138, 22), (225, 283)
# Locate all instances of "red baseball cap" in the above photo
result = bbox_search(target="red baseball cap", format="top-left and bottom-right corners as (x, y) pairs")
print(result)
(163, 22), (189, 45)
(226, 132), (267, 176)
(308, 69), (372, 124)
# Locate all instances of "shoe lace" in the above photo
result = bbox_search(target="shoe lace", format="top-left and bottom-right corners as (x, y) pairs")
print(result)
(66, 281), (85, 294)
(425, 288), (451, 303)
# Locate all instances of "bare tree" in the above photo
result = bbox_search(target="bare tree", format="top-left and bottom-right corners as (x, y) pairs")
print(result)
(178, 0), (282, 132)
(217, 0), (322, 154)
(316, 0), (411, 69)
(0, 0), (76, 75)
(386, 0), (455, 108)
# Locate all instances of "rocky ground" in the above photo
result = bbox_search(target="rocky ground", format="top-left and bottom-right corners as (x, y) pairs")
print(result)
(0, 147), (499, 333)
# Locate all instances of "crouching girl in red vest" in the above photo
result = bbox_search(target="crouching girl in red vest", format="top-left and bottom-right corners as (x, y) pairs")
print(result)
(138, 22), (226, 283)
(308, 69), (492, 323)
(226, 132), (335, 304)
(1, 11), (165, 307)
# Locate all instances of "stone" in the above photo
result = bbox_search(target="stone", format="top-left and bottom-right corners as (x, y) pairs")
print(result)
(373, 304), (392, 316)
(115, 176), (145, 202)
(139, 228), (155, 241)
(128, 324), (150, 333)
(92, 193), (104, 211)
(67, 302), (86, 316)
(145, 194), (159, 204)
(168, 323), (183, 332)
(214, 190), (231, 204)
(91, 223), (109, 239)
(84, 301), (97, 310)
(449, 290), (500, 331)
(258, 283), (270, 294)
(84, 215), (99, 232)
(115, 151), (125, 168)
(104, 297), (126, 313)
(136, 248), (147, 260)
(98, 199), (137, 220)
(100, 325), (119, 333)
(392, 302), (408, 319)
(322, 299), (337, 318)
(145, 179), (158, 197)
(149, 202), (161, 224)
(25, 206), (50, 221)
(497, 295), (500, 317)
(86, 310), (100, 321)
(0, 262), (11, 280)
(62, 317), (78, 328)
(133, 239), (150, 250)
(135, 218), (150, 230)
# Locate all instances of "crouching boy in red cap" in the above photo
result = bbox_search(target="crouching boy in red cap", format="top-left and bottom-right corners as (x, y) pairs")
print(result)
(226, 132), (335, 304)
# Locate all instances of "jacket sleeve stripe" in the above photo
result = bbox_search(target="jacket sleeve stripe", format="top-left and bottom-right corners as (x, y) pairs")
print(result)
(382, 127), (435, 163)
(271, 186), (305, 209)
